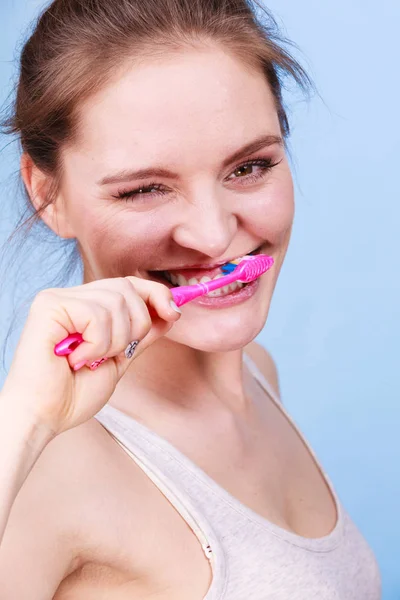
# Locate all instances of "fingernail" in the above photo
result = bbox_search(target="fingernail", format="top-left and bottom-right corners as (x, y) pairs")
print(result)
(89, 357), (109, 371)
(73, 360), (87, 371)
(169, 300), (182, 314)
(124, 341), (139, 359)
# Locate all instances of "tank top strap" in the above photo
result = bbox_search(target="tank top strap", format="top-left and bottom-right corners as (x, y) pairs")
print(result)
(242, 351), (337, 501)
(242, 351), (281, 406)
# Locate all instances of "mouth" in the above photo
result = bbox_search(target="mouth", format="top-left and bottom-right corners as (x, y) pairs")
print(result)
(147, 244), (264, 298)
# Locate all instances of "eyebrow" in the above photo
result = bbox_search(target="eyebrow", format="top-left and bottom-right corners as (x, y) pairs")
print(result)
(98, 133), (284, 186)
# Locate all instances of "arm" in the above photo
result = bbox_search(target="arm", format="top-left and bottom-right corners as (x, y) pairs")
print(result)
(0, 393), (81, 599)
(0, 393), (53, 546)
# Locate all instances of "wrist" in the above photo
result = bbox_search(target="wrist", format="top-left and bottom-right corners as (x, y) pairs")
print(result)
(0, 390), (55, 450)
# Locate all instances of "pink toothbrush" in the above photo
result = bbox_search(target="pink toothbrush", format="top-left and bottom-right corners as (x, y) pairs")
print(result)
(170, 253), (274, 307)
(54, 254), (274, 357)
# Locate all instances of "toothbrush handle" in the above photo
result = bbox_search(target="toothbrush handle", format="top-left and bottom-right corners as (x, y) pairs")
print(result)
(171, 273), (237, 307)
(54, 332), (84, 356)
(171, 284), (207, 307)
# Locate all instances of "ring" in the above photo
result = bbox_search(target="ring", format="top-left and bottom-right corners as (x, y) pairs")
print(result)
(124, 340), (139, 359)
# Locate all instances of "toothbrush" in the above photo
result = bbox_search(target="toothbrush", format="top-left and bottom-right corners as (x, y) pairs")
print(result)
(170, 253), (274, 307)
(54, 254), (274, 357)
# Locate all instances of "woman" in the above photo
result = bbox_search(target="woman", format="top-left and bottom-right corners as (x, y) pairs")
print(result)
(0, 0), (381, 598)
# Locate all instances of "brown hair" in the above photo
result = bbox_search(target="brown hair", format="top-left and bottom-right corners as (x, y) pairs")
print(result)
(0, 0), (314, 363)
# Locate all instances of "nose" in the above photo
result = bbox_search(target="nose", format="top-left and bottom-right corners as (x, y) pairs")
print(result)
(171, 196), (238, 258)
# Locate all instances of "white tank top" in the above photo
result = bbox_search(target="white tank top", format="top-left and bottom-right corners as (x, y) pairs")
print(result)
(94, 353), (381, 599)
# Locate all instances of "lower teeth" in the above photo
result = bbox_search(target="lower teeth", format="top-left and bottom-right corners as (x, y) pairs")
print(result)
(205, 282), (246, 297)
(159, 272), (246, 296)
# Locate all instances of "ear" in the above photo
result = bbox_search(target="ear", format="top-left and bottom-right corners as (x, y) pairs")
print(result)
(20, 153), (75, 239)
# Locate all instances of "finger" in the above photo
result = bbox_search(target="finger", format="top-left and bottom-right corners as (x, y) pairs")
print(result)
(123, 277), (182, 322)
(68, 276), (181, 323)
(69, 277), (181, 323)
(58, 298), (113, 367)
(72, 289), (148, 358)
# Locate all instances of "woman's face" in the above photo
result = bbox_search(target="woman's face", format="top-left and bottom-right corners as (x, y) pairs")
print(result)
(58, 47), (294, 352)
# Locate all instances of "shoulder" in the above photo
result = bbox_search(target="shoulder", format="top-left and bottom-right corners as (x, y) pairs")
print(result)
(244, 341), (281, 401)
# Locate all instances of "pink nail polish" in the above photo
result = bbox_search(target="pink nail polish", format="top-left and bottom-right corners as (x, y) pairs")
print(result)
(73, 360), (87, 371)
(89, 357), (108, 371)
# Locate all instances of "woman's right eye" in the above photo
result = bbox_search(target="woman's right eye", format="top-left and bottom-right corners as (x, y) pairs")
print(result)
(113, 183), (168, 202)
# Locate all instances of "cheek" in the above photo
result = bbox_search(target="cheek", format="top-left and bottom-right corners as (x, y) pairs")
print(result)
(74, 205), (169, 276)
(246, 176), (294, 243)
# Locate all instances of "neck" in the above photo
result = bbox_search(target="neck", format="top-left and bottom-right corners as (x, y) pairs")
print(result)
(113, 336), (250, 414)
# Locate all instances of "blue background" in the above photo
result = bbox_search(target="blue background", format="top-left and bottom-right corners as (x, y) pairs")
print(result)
(1, 1), (399, 597)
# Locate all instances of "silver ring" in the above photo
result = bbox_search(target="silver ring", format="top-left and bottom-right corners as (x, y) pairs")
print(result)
(124, 340), (139, 359)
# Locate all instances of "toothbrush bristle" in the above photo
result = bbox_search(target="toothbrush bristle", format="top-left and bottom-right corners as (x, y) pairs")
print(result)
(220, 257), (245, 275)
(220, 254), (273, 279)
(220, 262), (238, 274)
(235, 254), (274, 283)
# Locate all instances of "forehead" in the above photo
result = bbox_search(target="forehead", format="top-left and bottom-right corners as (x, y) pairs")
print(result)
(73, 47), (280, 167)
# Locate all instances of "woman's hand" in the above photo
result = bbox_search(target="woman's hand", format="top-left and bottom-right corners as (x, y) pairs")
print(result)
(1, 276), (181, 437)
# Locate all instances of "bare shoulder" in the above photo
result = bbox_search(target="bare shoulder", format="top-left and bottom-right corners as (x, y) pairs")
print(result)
(0, 417), (145, 598)
(244, 341), (281, 401)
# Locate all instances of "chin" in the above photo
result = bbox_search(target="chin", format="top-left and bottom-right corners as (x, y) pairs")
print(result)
(165, 295), (271, 353)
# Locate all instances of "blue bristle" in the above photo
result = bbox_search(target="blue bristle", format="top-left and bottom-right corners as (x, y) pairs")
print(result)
(221, 262), (237, 275)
